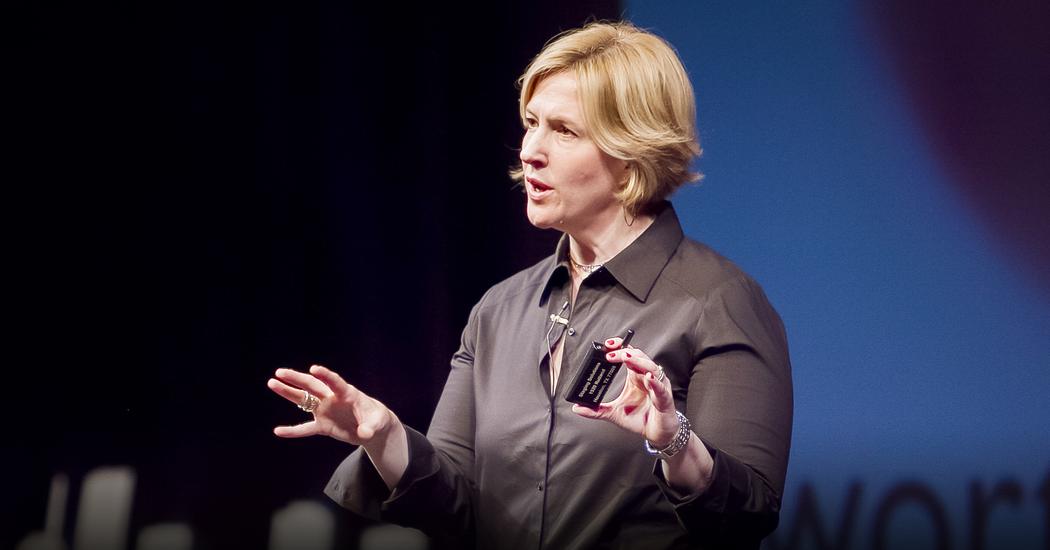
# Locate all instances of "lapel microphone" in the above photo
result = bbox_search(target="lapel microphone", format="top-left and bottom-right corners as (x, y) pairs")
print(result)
(545, 300), (570, 364)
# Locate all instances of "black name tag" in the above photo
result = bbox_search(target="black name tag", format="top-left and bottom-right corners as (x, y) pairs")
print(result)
(564, 342), (620, 408)
(564, 329), (634, 408)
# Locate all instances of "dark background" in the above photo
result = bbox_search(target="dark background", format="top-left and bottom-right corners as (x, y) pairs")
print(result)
(6, 2), (618, 548)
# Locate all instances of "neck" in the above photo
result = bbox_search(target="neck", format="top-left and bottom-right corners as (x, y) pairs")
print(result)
(568, 207), (655, 267)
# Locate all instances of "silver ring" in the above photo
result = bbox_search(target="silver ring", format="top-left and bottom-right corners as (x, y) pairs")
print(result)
(655, 365), (666, 383)
(298, 391), (320, 413)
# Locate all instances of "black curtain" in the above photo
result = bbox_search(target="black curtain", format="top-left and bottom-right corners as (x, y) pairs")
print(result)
(6, 2), (620, 548)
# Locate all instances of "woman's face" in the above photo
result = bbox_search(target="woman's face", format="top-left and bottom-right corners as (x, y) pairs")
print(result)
(519, 72), (627, 233)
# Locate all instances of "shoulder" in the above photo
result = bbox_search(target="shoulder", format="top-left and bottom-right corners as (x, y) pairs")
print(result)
(470, 253), (555, 314)
(664, 238), (789, 352)
(660, 236), (761, 303)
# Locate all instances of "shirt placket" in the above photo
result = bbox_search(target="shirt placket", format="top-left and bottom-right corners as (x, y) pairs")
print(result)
(537, 279), (601, 549)
(537, 283), (566, 549)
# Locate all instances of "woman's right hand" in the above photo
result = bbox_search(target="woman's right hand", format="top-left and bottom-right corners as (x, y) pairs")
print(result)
(268, 364), (398, 448)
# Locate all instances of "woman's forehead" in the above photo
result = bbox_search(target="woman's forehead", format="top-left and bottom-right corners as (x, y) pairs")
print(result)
(526, 73), (583, 122)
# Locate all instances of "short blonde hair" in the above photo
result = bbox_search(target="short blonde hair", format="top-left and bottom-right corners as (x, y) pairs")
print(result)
(510, 21), (702, 216)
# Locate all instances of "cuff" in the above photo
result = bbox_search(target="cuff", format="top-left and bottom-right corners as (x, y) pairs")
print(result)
(386, 427), (440, 505)
(652, 436), (731, 516)
(324, 447), (390, 521)
(323, 426), (439, 520)
(652, 437), (781, 546)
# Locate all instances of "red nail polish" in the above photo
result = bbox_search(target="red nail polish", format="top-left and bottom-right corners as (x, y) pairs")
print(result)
(607, 352), (615, 359)
(607, 339), (616, 346)
(625, 352), (632, 358)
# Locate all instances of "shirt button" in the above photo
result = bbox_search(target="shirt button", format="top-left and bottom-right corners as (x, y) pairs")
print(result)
(567, 327), (576, 336)
(537, 482), (544, 492)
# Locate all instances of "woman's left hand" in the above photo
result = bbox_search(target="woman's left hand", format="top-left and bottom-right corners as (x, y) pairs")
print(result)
(571, 337), (679, 448)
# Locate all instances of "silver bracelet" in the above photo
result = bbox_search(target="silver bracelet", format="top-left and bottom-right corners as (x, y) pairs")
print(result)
(644, 411), (691, 460)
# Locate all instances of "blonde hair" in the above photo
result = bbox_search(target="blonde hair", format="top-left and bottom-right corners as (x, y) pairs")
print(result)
(510, 21), (702, 216)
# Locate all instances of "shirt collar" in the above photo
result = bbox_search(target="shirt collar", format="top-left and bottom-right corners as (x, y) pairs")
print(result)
(540, 201), (684, 304)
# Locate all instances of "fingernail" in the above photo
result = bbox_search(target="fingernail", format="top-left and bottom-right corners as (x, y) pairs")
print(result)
(606, 339), (616, 346)
(625, 352), (632, 358)
(606, 351), (615, 359)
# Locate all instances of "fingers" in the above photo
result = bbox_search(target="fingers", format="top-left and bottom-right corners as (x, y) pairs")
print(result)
(606, 347), (676, 413)
(274, 367), (333, 398)
(605, 347), (658, 377)
(643, 371), (675, 412)
(274, 420), (321, 438)
(308, 364), (357, 400)
(268, 377), (316, 407)
(602, 336), (640, 351)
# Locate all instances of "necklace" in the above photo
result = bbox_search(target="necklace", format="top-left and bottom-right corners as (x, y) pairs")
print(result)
(569, 256), (604, 274)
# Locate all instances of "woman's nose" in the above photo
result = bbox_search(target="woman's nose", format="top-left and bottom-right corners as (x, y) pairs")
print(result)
(519, 131), (546, 168)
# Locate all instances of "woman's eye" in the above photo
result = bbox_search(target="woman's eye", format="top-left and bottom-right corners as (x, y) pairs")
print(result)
(557, 126), (576, 137)
(524, 118), (538, 129)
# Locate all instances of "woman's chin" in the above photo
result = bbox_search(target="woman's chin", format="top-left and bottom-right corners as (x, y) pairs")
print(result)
(527, 218), (557, 230)
(525, 205), (560, 230)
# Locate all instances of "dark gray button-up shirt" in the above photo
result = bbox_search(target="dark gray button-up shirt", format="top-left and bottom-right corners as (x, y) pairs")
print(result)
(325, 202), (793, 549)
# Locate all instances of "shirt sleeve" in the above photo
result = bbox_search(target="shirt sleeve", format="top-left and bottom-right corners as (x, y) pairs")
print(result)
(653, 275), (793, 548)
(324, 296), (483, 546)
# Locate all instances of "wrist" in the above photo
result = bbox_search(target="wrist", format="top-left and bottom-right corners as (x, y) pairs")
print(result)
(645, 411), (691, 460)
(651, 429), (676, 450)
(360, 411), (410, 493)
(363, 409), (403, 452)
(650, 410), (681, 448)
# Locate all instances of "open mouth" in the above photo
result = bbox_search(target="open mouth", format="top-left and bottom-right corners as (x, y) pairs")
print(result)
(527, 177), (553, 198)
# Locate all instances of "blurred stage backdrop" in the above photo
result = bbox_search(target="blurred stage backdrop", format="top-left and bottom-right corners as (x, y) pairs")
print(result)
(6, 1), (1048, 549)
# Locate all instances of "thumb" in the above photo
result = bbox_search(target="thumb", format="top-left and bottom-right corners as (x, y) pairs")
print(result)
(357, 422), (376, 440)
(571, 403), (607, 419)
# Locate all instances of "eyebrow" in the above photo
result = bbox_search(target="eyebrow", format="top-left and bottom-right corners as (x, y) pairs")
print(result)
(523, 109), (581, 128)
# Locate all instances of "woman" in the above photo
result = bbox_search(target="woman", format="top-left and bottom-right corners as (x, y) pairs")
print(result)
(268, 21), (792, 550)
